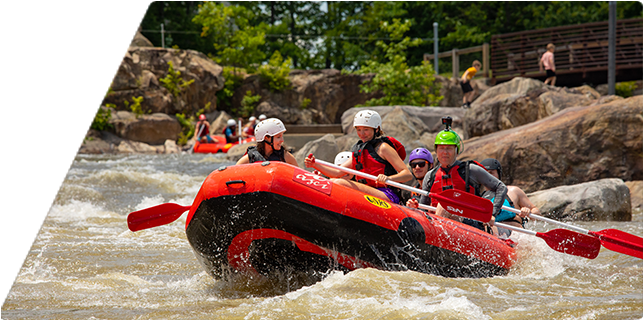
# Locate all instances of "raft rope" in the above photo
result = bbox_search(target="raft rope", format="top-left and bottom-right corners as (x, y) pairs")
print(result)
(0, 1), (152, 310)
(0, 158), (78, 310)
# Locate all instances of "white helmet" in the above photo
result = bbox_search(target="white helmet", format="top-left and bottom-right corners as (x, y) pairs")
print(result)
(255, 118), (286, 142)
(258, 114), (267, 121)
(334, 151), (352, 166)
(227, 119), (237, 127)
(249, 116), (257, 122)
(353, 110), (381, 129)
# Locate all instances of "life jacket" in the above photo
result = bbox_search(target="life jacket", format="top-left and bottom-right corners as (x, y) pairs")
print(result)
(196, 122), (210, 137)
(425, 160), (491, 233)
(246, 145), (285, 163)
(351, 136), (406, 188)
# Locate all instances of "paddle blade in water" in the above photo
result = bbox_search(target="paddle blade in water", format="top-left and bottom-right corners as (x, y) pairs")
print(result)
(431, 189), (493, 223)
(127, 203), (191, 232)
(539, 229), (601, 259)
(593, 229), (643, 259)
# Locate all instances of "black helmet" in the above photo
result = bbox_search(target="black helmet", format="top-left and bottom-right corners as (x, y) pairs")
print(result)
(480, 158), (502, 180)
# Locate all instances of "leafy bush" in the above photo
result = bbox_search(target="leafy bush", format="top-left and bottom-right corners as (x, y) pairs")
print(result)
(216, 66), (246, 110)
(257, 51), (292, 92)
(615, 81), (638, 98)
(124, 96), (146, 118)
(239, 91), (262, 117)
(353, 19), (443, 107)
(301, 98), (311, 110)
(159, 61), (195, 98)
(175, 113), (195, 146)
(90, 104), (115, 131)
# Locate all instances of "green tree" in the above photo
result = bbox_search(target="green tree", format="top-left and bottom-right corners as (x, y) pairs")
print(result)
(192, 2), (267, 72)
(355, 19), (442, 107)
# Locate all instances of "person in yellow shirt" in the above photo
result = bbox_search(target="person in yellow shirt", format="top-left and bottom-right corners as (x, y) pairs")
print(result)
(460, 60), (481, 109)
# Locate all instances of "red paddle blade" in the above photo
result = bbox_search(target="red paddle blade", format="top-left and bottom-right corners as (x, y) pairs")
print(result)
(127, 203), (191, 232)
(538, 229), (601, 259)
(593, 229), (643, 259)
(430, 189), (493, 223)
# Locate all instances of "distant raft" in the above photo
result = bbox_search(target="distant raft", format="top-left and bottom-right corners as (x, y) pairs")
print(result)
(193, 135), (255, 154)
(184, 162), (516, 281)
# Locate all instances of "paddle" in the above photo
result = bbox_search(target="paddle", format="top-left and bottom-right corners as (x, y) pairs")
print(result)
(127, 203), (191, 232)
(417, 203), (600, 259)
(499, 205), (642, 259)
(311, 157), (492, 223)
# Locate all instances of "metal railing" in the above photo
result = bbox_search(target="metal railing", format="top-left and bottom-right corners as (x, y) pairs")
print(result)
(490, 18), (643, 84)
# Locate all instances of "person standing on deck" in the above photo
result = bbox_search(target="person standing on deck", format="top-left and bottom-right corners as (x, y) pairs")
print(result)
(540, 43), (556, 86)
(460, 60), (481, 109)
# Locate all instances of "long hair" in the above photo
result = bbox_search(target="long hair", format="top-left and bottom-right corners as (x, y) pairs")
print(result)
(256, 137), (288, 158)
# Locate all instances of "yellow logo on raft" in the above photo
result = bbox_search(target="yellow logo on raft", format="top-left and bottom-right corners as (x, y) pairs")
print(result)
(364, 195), (391, 209)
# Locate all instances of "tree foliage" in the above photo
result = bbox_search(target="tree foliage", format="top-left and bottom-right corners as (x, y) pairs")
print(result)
(354, 19), (442, 107)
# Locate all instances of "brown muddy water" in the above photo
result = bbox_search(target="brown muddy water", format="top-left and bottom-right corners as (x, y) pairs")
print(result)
(2, 154), (642, 319)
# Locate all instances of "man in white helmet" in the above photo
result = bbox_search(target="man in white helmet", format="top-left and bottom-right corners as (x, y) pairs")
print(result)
(236, 118), (299, 166)
(305, 110), (411, 204)
(224, 118), (239, 143)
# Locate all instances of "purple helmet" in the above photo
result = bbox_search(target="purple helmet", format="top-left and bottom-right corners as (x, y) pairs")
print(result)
(409, 148), (433, 164)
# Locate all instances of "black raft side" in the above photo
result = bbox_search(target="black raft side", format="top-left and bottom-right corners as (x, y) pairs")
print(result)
(185, 191), (510, 280)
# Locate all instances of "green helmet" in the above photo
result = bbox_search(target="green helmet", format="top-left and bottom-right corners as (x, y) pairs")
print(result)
(434, 130), (464, 155)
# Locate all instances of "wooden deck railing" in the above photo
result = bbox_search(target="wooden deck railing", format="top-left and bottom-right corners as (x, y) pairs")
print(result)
(490, 18), (643, 84)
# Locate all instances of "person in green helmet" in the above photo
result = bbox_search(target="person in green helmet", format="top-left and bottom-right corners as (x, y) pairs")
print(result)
(406, 116), (508, 236)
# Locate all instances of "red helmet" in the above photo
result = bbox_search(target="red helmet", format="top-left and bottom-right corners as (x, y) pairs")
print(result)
(198, 114), (206, 121)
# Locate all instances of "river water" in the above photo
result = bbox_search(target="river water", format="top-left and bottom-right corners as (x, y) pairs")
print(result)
(2, 153), (642, 319)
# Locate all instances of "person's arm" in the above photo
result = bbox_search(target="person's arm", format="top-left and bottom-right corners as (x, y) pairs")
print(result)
(469, 164), (508, 218)
(304, 154), (351, 178)
(550, 53), (555, 71)
(194, 123), (201, 139)
(377, 143), (412, 184)
(236, 154), (250, 165)
(508, 185), (541, 217)
(461, 69), (470, 82)
(284, 151), (299, 167)
(539, 55), (544, 71)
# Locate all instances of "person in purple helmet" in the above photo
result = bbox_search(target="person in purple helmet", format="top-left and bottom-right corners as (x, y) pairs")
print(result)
(400, 148), (434, 204)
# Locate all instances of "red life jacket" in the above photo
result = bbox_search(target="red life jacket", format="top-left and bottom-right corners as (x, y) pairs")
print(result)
(196, 122), (210, 137)
(351, 136), (406, 188)
(428, 160), (483, 207)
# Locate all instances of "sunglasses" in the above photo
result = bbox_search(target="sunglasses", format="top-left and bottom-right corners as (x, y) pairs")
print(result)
(410, 161), (428, 168)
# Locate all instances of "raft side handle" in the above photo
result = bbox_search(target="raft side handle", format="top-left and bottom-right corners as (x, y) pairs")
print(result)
(226, 180), (246, 186)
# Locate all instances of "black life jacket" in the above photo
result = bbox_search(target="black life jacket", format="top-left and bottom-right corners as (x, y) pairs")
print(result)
(246, 145), (285, 163)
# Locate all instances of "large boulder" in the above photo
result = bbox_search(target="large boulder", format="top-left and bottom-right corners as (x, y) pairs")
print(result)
(0, 166), (33, 213)
(231, 69), (381, 124)
(459, 95), (643, 193)
(341, 106), (465, 136)
(110, 111), (182, 145)
(103, 47), (224, 116)
(435, 75), (489, 107)
(464, 78), (621, 139)
(624, 181), (643, 210)
(294, 134), (340, 169)
(29, 1), (152, 47)
(527, 178), (631, 221)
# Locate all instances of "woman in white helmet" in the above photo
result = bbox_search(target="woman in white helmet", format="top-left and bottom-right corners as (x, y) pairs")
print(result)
(242, 116), (257, 138)
(305, 110), (411, 204)
(236, 118), (298, 166)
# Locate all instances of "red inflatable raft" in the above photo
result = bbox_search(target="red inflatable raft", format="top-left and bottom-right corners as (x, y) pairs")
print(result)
(193, 135), (255, 153)
(184, 162), (516, 281)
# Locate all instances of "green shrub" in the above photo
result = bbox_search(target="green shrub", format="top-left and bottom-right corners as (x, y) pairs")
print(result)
(124, 96), (146, 118)
(216, 66), (245, 110)
(175, 113), (195, 146)
(159, 61), (195, 98)
(239, 91), (262, 118)
(257, 51), (292, 92)
(90, 104), (115, 131)
(615, 81), (638, 98)
(301, 98), (311, 110)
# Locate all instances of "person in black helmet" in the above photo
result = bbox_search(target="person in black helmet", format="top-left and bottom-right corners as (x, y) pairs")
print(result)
(480, 158), (541, 234)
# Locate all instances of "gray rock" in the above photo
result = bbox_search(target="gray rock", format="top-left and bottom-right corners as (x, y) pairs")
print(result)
(110, 111), (182, 145)
(294, 134), (339, 169)
(527, 178), (632, 221)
